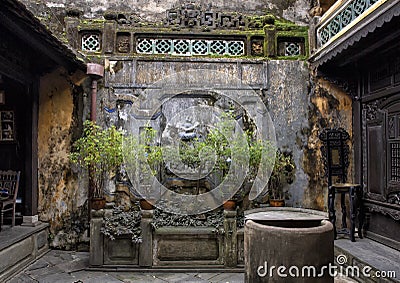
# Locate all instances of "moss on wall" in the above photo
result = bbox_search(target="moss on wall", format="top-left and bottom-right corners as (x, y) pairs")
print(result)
(303, 75), (353, 210)
(38, 67), (88, 250)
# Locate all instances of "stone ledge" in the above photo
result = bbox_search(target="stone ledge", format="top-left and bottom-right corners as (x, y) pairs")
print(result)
(154, 226), (218, 235)
(334, 238), (400, 283)
(0, 223), (49, 251)
(0, 223), (49, 282)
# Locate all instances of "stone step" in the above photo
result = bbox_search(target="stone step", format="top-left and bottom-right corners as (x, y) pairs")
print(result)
(0, 223), (49, 282)
(334, 238), (400, 283)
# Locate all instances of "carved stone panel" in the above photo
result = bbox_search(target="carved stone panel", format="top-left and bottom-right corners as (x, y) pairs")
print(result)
(157, 238), (219, 261)
(153, 227), (223, 265)
(165, 3), (247, 30)
(116, 32), (130, 53)
(250, 37), (264, 56)
(104, 236), (139, 265)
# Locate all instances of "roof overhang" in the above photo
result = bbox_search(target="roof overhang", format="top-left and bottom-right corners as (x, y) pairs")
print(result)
(309, 0), (400, 68)
(0, 0), (86, 74)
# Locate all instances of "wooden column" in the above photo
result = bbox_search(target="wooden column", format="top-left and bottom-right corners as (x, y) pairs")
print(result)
(23, 80), (39, 220)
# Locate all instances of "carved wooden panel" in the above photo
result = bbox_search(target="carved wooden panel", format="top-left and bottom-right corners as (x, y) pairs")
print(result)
(319, 128), (350, 186)
(395, 56), (400, 84)
(389, 142), (400, 183)
(0, 111), (15, 142)
(370, 63), (391, 92)
(367, 124), (386, 198)
(363, 51), (400, 96)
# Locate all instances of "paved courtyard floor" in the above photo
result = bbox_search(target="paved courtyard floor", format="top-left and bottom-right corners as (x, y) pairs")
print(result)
(7, 250), (357, 283)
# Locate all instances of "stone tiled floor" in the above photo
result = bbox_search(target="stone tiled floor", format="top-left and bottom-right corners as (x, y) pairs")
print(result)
(8, 250), (357, 283)
(7, 250), (244, 283)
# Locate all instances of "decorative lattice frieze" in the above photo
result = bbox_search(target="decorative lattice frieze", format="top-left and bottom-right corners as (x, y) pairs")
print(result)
(317, 0), (379, 47)
(81, 33), (101, 52)
(136, 38), (245, 56)
(285, 42), (301, 56)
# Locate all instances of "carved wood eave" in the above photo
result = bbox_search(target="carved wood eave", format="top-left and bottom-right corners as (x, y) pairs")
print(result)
(365, 200), (400, 221)
(320, 72), (358, 100)
(0, 0), (86, 73)
(309, 1), (400, 69)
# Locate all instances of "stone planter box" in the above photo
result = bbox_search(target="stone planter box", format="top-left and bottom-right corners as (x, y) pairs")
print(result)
(104, 235), (139, 265)
(153, 227), (224, 266)
(90, 208), (244, 268)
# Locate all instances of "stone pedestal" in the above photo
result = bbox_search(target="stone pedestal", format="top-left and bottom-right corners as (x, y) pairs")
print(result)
(89, 209), (104, 266)
(21, 215), (41, 227)
(139, 209), (153, 267)
(224, 209), (238, 267)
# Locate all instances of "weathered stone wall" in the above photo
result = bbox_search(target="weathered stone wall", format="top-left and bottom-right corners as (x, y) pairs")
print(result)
(266, 60), (310, 207)
(38, 67), (88, 250)
(303, 74), (353, 210)
(96, 57), (353, 212)
(21, 0), (310, 25)
(98, 58), (313, 207)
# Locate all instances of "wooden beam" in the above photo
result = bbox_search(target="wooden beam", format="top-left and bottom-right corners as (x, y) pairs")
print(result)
(0, 55), (33, 84)
(0, 10), (80, 72)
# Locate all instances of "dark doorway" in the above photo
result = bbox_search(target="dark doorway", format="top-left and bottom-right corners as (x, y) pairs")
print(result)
(0, 73), (37, 220)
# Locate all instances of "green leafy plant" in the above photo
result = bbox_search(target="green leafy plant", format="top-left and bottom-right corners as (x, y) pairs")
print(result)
(122, 127), (163, 196)
(122, 113), (277, 204)
(268, 150), (295, 200)
(163, 112), (276, 202)
(70, 120), (123, 198)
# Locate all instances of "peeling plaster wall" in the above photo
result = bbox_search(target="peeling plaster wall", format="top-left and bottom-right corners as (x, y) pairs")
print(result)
(303, 75), (353, 210)
(21, 0), (310, 25)
(38, 67), (88, 250)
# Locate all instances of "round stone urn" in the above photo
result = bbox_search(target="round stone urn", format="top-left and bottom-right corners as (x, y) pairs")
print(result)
(244, 208), (334, 283)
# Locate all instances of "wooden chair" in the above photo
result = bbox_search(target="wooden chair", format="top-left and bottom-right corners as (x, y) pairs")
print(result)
(0, 170), (21, 231)
(319, 128), (364, 241)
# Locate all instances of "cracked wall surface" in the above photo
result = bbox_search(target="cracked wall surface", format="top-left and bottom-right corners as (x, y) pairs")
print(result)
(21, 0), (311, 25)
(38, 67), (89, 250)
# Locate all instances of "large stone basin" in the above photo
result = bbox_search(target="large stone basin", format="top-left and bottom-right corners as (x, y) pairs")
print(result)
(244, 207), (334, 283)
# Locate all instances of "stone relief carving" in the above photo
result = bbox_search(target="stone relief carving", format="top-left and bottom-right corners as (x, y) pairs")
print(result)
(108, 3), (271, 30)
(116, 36), (130, 53)
(251, 40), (264, 56)
(165, 3), (247, 30)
